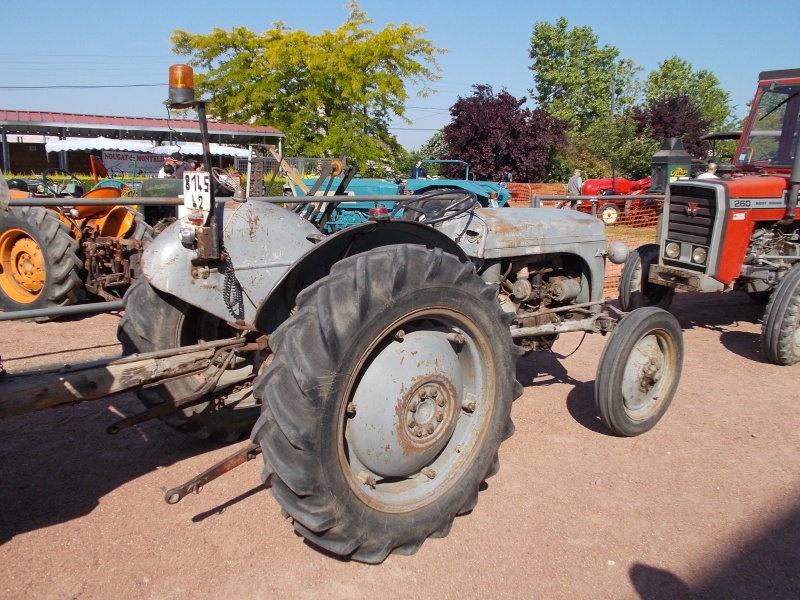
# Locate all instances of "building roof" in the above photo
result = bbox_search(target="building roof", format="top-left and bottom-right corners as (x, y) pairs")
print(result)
(0, 109), (283, 145)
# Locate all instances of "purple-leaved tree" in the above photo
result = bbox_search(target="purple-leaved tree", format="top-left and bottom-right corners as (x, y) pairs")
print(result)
(442, 85), (569, 181)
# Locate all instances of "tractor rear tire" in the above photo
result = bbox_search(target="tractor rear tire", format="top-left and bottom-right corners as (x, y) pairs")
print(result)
(618, 244), (675, 312)
(251, 245), (522, 563)
(595, 307), (683, 436)
(761, 265), (800, 365)
(0, 206), (82, 312)
(117, 277), (260, 441)
(126, 210), (154, 281)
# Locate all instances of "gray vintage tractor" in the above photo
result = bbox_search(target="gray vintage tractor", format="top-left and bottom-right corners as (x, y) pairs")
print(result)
(1, 64), (681, 564)
(115, 172), (683, 562)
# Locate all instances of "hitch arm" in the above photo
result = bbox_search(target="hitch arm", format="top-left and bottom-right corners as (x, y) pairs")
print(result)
(0, 337), (244, 420)
(164, 441), (262, 504)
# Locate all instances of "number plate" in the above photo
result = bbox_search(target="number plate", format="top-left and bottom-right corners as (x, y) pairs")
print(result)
(183, 172), (212, 211)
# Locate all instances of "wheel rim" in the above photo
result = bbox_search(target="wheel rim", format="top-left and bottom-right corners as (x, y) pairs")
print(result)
(620, 329), (676, 420)
(340, 308), (494, 512)
(0, 228), (46, 304)
(600, 206), (618, 225)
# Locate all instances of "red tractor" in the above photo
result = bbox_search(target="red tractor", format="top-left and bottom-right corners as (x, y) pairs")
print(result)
(619, 68), (800, 365)
(578, 177), (653, 225)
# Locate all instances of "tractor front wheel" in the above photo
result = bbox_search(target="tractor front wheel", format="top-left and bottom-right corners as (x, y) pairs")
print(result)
(252, 245), (521, 563)
(595, 307), (683, 436)
(618, 244), (675, 311)
(0, 206), (82, 312)
(761, 265), (800, 365)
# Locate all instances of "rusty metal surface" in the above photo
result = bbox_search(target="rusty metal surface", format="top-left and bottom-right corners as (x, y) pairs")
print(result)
(648, 264), (725, 293)
(349, 330), (463, 478)
(163, 442), (262, 504)
(0, 337), (244, 419)
(105, 342), (242, 435)
(144, 201), (320, 325)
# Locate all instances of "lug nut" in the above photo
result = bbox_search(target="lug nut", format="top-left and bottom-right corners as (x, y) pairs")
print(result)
(421, 468), (436, 480)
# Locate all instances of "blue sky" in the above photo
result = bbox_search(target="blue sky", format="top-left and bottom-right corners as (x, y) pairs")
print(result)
(2, 0), (798, 151)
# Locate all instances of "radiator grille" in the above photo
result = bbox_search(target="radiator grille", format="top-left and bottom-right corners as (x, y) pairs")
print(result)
(663, 185), (719, 272)
(666, 185), (717, 246)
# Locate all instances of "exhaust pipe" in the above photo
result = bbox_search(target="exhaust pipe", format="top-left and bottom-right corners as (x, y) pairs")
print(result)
(776, 145), (800, 226)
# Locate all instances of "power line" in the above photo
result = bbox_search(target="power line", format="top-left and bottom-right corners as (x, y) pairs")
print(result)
(0, 83), (166, 90)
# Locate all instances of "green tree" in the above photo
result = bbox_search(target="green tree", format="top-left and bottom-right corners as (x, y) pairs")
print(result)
(171, 1), (444, 170)
(644, 57), (731, 130)
(418, 129), (449, 161)
(528, 17), (641, 133)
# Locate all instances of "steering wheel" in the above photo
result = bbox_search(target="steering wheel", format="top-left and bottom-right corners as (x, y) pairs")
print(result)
(41, 168), (85, 197)
(211, 167), (241, 193)
(391, 189), (479, 224)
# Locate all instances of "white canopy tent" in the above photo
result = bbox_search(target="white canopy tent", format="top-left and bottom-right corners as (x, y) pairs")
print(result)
(44, 138), (249, 157)
(154, 143), (249, 158)
(45, 137), (155, 153)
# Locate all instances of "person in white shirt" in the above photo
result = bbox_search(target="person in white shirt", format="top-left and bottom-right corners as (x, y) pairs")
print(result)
(697, 162), (719, 179)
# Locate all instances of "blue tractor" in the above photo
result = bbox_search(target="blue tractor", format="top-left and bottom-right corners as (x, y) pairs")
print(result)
(289, 158), (512, 234)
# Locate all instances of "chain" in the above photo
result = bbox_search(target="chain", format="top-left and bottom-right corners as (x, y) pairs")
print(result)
(221, 245), (244, 320)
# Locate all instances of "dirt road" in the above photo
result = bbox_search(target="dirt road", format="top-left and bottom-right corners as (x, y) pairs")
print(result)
(1, 292), (798, 599)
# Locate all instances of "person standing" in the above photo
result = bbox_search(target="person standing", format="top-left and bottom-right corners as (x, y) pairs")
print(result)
(567, 169), (583, 209)
(171, 153), (188, 178)
(157, 156), (175, 178)
(696, 162), (719, 179)
(411, 160), (428, 179)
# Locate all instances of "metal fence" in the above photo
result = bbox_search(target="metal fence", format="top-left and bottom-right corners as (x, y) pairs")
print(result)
(506, 186), (664, 297)
(233, 156), (337, 177)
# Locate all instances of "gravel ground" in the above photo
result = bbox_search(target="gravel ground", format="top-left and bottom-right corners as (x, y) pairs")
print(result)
(0, 291), (798, 599)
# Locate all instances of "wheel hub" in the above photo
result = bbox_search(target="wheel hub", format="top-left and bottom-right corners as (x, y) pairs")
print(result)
(348, 330), (462, 478)
(403, 381), (457, 443)
(13, 239), (44, 293)
(0, 229), (45, 301)
(622, 333), (667, 417)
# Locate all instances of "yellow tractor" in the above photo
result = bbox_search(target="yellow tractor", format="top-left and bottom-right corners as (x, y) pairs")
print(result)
(0, 168), (153, 313)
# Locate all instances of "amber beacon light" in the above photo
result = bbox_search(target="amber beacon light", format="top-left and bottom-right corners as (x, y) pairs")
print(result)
(168, 64), (195, 104)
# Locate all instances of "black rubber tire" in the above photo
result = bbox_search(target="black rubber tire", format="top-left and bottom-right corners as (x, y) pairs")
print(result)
(251, 245), (522, 563)
(598, 203), (619, 226)
(761, 265), (800, 365)
(595, 307), (683, 436)
(0, 206), (82, 312)
(125, 210), (154, 283)
(618, 244), (675, 312)
(117, 277), (260, 440)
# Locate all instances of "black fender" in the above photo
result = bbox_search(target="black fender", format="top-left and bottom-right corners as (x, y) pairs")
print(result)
(253, 220), (469, 334)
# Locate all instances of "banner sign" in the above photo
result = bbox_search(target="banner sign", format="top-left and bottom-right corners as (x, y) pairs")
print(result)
(101, 151), (164, 176)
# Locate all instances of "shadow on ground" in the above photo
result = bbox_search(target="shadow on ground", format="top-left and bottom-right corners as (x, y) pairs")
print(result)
(630, 499), (800, 599)
(0, 393), (232, 544)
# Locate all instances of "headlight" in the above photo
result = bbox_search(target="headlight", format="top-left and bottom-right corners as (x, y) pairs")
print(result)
(692, 247), (707, 264)
(665, 242), (680, 259)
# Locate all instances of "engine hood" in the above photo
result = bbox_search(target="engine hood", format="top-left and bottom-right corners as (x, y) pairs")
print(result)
(438, 207), (607, 259)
